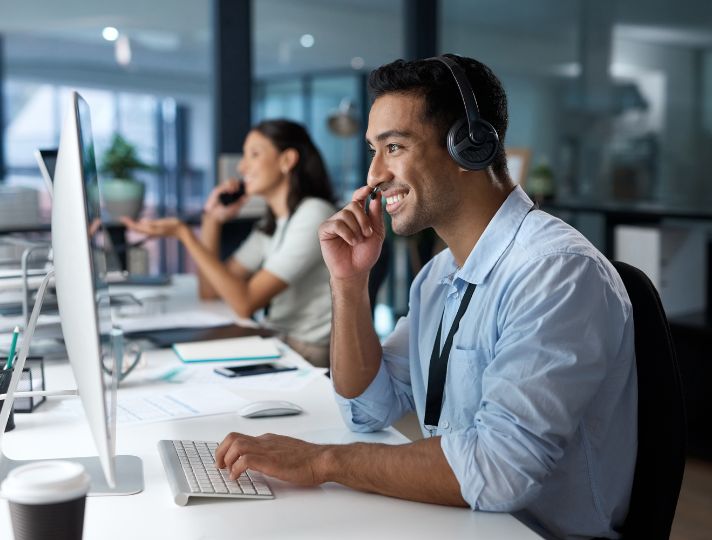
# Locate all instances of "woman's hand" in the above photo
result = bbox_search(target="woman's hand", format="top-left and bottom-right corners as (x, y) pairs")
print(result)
(203, 179), (248, 224)
(120, 216), (188, 240)
(318, 185), (385, 282)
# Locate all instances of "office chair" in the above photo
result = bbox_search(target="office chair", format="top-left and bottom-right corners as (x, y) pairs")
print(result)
(612, 261), (686, 539)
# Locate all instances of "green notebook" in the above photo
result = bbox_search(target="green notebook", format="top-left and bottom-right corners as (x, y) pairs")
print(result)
(172, 336), (281, 364)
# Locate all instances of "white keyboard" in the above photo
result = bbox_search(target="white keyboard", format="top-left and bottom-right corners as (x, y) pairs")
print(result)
(158, 440), (274, 506)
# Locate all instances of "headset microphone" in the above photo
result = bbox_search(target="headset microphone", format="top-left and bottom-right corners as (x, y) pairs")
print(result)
(430, 55), (499, 171)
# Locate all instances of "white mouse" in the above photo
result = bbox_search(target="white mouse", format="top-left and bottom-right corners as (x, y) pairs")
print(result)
(238, 400), (303, 418)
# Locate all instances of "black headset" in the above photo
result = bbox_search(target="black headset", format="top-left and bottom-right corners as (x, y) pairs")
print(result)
(430, 55), (500, 171)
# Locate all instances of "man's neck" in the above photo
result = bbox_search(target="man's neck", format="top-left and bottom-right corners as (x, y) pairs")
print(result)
(436, 179), (514, 267)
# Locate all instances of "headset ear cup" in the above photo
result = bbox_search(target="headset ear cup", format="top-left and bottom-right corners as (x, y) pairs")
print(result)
(446, 117), (499, 171)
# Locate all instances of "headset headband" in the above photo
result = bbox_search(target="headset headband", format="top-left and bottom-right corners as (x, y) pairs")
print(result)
(430, 55), (482, 142)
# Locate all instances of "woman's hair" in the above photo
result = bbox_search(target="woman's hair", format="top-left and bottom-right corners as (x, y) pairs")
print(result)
(252, 119), (335, 235)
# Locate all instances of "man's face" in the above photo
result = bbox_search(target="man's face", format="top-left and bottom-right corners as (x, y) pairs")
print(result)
(365, 93), (458, 236)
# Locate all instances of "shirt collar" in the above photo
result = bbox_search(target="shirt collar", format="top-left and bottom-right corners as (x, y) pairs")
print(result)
(447, 185), (533, 286)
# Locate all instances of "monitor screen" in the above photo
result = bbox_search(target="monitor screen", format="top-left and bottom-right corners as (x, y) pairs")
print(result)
(76, 95), (118, 454)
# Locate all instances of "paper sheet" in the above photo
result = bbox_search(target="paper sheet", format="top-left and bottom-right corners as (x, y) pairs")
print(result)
(115, 386), (248, 424)
(56, 385), (247, 425)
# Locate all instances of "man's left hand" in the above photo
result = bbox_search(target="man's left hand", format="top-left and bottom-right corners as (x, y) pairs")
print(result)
(215, 432), (330, 486)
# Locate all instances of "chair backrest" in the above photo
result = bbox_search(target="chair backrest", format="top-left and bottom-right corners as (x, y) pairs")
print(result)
(613, 261), (686, 539)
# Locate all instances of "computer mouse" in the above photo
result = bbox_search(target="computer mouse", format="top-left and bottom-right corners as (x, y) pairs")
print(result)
(238, 400), (303, 418)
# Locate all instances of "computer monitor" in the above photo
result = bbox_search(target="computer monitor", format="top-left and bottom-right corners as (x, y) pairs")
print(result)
(34, 148), (58, 198)
(0, 92), (143, 495)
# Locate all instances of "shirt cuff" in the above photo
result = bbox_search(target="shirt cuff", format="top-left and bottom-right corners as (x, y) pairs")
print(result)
(333, 361), (395, 432)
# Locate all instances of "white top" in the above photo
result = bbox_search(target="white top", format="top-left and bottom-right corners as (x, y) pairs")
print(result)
(234, 197), (336, 346)
(1, 461), (90, 504)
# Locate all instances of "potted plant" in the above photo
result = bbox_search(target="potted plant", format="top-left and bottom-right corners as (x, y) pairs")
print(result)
(527, 159), (555, 202)
(98, 134), (150, 221)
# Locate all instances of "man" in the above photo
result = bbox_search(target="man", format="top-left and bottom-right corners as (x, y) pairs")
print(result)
(216, 55), (637, 539)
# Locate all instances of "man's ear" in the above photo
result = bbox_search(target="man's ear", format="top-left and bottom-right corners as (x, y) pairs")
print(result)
(279, 148), (300, 174)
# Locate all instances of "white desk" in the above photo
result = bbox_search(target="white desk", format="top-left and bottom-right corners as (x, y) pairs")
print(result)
(1, 276), (542, 539)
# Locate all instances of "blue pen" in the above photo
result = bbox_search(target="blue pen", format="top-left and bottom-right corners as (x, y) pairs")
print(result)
(5, 326), (19, 370)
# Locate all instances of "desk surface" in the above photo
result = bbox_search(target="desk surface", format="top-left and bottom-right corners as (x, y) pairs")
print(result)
(0, 276), (542, 539)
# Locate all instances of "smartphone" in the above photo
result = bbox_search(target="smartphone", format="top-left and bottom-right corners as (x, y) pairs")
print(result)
(213, 363), (297, 378)
(218, 183), (246, 206)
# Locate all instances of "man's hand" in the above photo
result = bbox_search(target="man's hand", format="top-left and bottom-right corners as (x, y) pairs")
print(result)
(120, 216), (188, 240)
(318, 185), (385, 281)
(215, 432), (330, 486)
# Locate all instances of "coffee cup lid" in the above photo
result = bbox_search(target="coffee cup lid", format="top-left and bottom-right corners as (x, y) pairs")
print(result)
(1, 461), (90, 504)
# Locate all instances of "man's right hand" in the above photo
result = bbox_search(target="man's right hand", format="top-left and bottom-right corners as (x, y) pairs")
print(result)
(203, 179), (248, 224)
(318, 185), (384, 281)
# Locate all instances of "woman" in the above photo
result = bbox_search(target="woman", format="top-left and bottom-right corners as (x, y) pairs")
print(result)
(122, 119), (336, 366)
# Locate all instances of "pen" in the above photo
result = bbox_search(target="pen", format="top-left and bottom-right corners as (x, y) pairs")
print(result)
(5, 326), (19, 370)
(364, 187), (379, 216)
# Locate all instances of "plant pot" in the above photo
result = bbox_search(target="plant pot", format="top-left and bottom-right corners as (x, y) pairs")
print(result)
(100, 179), (145, 222)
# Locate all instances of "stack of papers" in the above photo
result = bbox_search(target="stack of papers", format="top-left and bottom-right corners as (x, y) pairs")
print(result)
(172, 336), (281, 363)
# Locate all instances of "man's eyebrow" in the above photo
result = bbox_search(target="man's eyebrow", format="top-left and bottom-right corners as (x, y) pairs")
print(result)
(365, 130), (414, 145)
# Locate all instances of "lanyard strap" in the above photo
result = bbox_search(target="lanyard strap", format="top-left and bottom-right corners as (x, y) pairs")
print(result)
(424, 282), (477, 435)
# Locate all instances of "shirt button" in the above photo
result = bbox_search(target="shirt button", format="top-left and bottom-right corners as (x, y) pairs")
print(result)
(442, 421), (450, 429)
(453, 292), (459, 299)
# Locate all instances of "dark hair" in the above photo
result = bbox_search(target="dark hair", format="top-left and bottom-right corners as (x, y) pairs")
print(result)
(252, 119), (335, 235)
(367, 54), (509, 179)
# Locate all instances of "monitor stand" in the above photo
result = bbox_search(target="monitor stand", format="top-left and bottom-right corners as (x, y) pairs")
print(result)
(0, 270), (143, 496)
(0, 455), (143, 496)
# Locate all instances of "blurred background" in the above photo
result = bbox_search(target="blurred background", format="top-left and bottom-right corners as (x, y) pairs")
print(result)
(0, 3), (711, 536)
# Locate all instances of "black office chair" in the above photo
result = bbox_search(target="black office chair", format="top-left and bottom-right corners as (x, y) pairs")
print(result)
(612, 261), (686, 539)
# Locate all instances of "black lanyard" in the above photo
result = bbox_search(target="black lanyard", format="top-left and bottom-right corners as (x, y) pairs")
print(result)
(424, 282), (477, 436)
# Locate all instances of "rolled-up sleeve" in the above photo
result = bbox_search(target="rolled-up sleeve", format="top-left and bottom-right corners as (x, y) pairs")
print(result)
(334, 315), (415, 432)
(441, 255), (630, 512)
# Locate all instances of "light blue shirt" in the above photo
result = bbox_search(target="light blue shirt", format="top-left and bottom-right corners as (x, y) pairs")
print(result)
(335, 186), (637, 539)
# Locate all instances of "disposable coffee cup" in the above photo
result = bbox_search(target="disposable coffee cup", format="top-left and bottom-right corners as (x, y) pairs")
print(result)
(2, 461), (90, 540)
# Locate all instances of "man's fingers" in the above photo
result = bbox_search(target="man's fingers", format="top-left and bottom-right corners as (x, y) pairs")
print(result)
(320, 201), (380, 245)
(215, 432), (254, 469)
(351, 184), (375, 203)
(229, 453), (269, 480)
(338, 207), (368, 242)
(319, 217), (362, 246)
(215, 432), (237, 467)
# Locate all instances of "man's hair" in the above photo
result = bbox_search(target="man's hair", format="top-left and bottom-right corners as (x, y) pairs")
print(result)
(368, 54), (509, 179)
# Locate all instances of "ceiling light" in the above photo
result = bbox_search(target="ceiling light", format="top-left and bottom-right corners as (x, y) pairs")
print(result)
(350, 57), (365, 70)
(102, 26), (119, 42)
(300, 34), (315, 48)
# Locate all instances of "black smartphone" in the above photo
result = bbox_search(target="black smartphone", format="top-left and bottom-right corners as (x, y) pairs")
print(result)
(213, 364), (297, 378)
(218, 183), (246, 206)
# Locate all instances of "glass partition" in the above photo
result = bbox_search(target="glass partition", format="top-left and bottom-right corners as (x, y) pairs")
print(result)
(441, 0), (712, 208)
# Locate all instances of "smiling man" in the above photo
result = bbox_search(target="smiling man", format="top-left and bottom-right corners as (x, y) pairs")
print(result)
(215, 55), (638, 540)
